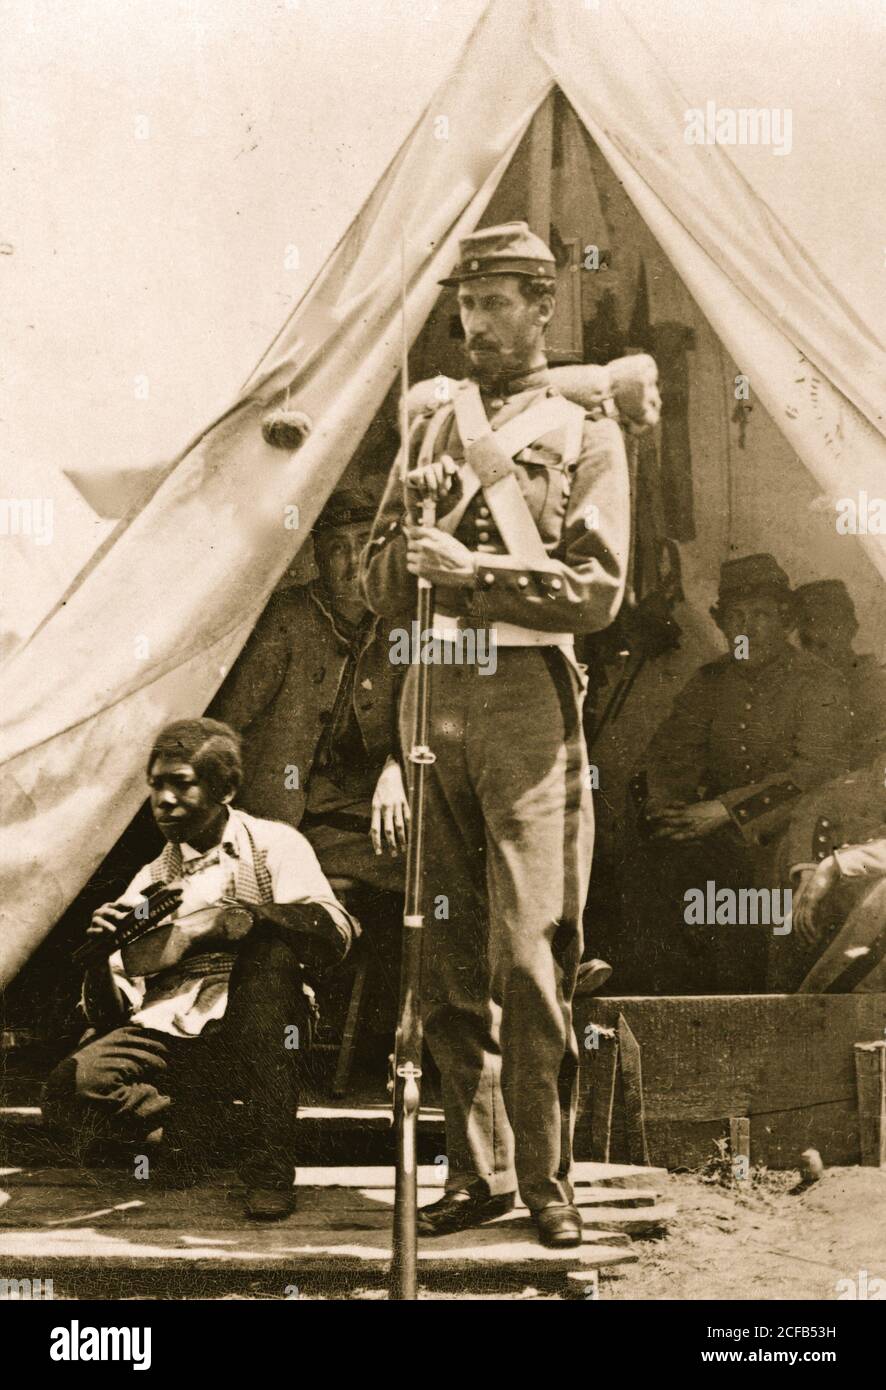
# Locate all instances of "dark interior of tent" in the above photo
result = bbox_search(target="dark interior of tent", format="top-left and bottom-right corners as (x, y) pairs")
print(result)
(5, 88), (883, 1113)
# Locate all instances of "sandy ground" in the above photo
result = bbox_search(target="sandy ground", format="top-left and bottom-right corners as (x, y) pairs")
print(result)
(607, 1166), (886, 1303)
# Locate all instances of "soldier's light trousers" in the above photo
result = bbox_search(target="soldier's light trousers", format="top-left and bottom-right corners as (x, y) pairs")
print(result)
(400, 645), (593, 1210)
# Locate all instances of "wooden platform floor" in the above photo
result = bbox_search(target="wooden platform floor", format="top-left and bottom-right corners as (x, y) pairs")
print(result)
(0, 1162), (672, 1290)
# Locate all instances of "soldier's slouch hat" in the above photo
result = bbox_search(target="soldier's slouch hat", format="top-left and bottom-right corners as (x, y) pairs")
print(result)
(794, 578), (858, 628)
(315, 482), (383, 530)
(710, 553), (795, 624)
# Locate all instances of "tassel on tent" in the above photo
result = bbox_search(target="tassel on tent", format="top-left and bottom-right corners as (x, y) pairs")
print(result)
(261, 400), (314, 450)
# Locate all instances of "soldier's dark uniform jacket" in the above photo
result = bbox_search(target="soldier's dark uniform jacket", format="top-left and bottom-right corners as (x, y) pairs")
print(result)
(212, 583), (404, 828)
(782, 753), (886, 872)
(841, 652), (886, 768)
(362, 364), (629, 640)
(643, 645), (852, 844)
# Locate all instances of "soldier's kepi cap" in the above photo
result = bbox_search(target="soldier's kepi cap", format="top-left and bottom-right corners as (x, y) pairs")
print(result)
(314, 481), (382, 530)
(794, 578), (857, 624)
(439, 220), (557, 287)
(715, 553), (793, 607)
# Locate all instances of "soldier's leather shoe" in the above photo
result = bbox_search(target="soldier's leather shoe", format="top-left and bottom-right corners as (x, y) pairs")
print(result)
(534, 1202), (583, 1248)
(243, 1186), (297, 1221)
(417, 1188), (515, 1236)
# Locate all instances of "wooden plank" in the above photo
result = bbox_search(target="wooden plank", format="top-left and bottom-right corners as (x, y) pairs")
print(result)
(308, 1185), (659, 1211)
(1, 1104), (444, 1129)
(0, 1209), (634, 1248)
(588, 1028), (619, 1163)
(0, 1226), (636, 1273)
(264, 1160), (665, 1189)
(579, 1230), (633, 1248)
(556, 1203), (676, 1236)
(854, 1042), (886, 1167)
(0, 1176), (659, 1214)
(0, 1168), (667, 1257)
(730, 1116), (751, 1180)
(576, 994), (886, 1169)
(0, 1161), (666, 1190)
(0, 1181), (668, 1228)
(617, 1013), (650, 1166)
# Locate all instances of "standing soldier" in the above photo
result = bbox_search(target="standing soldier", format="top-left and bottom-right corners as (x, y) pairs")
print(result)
(361, 222), (630, 1247)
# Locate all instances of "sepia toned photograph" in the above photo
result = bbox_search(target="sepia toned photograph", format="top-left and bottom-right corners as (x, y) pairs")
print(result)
(1, 0), (884, 1345)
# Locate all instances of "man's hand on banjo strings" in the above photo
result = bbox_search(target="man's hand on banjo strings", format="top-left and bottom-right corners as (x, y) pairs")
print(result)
(87, 889), (182, 942)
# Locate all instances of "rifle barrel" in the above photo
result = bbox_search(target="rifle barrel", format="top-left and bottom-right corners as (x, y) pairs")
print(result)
(390, 497), (435, 1301)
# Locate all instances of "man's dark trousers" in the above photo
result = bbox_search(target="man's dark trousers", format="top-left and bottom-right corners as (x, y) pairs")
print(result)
(44, 929), (313, 1186)
(401, 646), (593, 1211)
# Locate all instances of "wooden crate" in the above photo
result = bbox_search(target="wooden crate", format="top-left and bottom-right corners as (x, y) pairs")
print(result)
(575, 994), (886, 1169)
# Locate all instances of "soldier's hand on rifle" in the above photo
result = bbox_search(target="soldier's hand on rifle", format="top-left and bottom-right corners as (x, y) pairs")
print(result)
(371, 756), (410, 857)
(404, 453), (459, 506)
(405, 524), (476, 587)
(791, 856), (838, 945)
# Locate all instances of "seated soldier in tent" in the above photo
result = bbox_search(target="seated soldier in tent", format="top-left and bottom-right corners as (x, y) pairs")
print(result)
(768, 750), (886, 990)
(794, 579), (886, 769)
(211, 482), (407, 895)
(44, 719), (356, 1221)
(623, 554), (850, 994)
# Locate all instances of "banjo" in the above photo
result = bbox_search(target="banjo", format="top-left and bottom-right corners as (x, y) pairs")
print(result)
(72, 882), (183, 968)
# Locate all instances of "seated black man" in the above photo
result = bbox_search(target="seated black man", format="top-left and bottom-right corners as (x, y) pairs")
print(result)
(43, 718), (356, 1221)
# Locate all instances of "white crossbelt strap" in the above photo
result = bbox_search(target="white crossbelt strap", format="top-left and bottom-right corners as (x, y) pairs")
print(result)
(436, 381), (582, 562)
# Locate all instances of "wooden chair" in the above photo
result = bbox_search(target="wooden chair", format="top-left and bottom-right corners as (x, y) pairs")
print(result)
(326, 877), (374, 1098)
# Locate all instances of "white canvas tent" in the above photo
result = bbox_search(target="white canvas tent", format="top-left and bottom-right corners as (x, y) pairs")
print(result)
(2, 0), (885, 987)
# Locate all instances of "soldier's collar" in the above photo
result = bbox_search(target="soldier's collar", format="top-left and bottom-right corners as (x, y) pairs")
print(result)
(308, 581), (376, 649)
(470, 362), (550, 398)
(737, 642), (795, 679)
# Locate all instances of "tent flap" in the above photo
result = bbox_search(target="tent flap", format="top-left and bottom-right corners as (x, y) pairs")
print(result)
(3, 0), (885, 985)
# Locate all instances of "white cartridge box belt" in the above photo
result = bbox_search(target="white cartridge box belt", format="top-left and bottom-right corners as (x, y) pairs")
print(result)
(431, 612), (573, 649)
